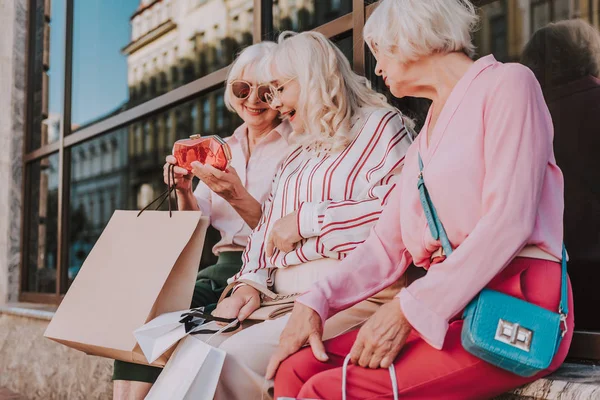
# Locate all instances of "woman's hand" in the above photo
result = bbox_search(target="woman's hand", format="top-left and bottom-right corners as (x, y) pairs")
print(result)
(266, 211), (302, 256)
(212, 285), (260, 323)
(350, 299), (412, 369)
(191, 161), (247, 204)
(265, 302), (327, 379)
(164, 155), (192, 192)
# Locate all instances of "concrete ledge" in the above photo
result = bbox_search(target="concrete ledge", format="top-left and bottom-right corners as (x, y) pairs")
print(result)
(496, 363), (600, 399)
(0, 303), (57, 321)
(0, 310), (112, 400)
(1, 304), (599, 399)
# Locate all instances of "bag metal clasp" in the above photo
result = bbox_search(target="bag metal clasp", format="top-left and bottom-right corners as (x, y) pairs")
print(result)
(494, 319), (533, 352)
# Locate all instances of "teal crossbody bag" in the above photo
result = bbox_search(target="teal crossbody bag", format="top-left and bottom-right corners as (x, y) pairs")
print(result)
(417, 154), (568, 377)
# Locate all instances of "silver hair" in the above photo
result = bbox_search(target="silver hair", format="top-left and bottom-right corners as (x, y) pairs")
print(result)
(258, 31), (405, 152)
(224, 41), (277, 112)
(363, 0), (479, 62)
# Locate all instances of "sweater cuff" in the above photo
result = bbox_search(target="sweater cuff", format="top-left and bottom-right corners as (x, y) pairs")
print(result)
(298, 202), (322, 238)
(397, 288), (449, 350)
(296, 290), (330, 326)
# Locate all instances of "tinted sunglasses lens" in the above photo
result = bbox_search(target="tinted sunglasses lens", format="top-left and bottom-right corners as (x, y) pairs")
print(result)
(257, 85), (271, 103)
(264, 92), (274, 105)
(231, 81), (251, 99)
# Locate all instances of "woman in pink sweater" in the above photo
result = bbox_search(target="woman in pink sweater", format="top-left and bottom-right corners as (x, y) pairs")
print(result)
(269, 0), (574, 399)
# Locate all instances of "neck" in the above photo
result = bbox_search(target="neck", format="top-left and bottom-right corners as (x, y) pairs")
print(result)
(407, 52), (474, 108)
(247, 120), (280, 143)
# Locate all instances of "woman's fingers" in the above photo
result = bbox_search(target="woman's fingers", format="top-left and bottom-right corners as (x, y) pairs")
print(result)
(265, 303), (323, 380)
(265, 233), (276, 257)
(308, 333), (328, 362)
(237, 295), (260, 321)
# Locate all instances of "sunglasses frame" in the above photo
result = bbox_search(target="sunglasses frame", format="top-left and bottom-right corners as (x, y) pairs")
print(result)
(264, 76), (297, 105)
(228, 79), (272, 103)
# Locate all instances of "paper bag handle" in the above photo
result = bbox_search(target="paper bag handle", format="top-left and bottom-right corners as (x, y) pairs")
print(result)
(179, 308), (241, 334)
(342, 354), (398, 400)
(137, 164), (179, 218)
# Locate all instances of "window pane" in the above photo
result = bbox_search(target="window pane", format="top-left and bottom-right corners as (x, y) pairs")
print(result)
(66, 88), (242, 287)
(553, 0), (570, 21)
(472, 0), (509, 62)
(333, 33), (353, 68)
(272, 0), (351, 35)
(29, 0), (66, 151)
(25, 154), (60, 293)
(71, 0), (254, 130)
(532, 1), (551, 32)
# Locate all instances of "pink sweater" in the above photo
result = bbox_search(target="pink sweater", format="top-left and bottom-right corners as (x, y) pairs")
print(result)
(297, 55), (565, 350)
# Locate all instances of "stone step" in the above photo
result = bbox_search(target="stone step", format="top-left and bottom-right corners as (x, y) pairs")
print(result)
(496, 363), (600, 400)
(0, 388), (26, 400)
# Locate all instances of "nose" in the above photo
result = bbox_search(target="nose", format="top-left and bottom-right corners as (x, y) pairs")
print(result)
(247, 87), (260, 104)
(374, 60), (383, 77)
(269, 97), (282, 110)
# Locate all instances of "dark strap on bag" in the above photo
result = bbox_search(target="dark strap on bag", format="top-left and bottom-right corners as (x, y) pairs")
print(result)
(179, 308), (240, 334)
(417, 153), (568, 318)
(137, 164), (179, 218)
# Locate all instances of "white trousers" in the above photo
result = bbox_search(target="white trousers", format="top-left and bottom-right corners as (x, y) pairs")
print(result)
(191, 258), (405, 400)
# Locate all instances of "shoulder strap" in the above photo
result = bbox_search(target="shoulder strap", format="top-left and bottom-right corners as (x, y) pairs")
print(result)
(417, 153), (568, 318)
(417, 154), (453, 256)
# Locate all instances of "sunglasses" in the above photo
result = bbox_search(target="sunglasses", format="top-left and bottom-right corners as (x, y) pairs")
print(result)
(263, 77), (296, 105)
(229, 80), (273, 103)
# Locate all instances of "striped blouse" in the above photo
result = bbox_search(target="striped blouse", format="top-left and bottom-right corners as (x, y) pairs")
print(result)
(230, 108), (413, 288)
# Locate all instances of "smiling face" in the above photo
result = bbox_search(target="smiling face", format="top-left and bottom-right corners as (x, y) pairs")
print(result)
(264, 64), (302, 132)
(229, 66), (280, 129)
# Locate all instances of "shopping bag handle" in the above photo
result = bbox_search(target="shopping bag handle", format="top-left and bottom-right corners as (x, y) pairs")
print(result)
(179, 308), (241, 334)
(342, 354), (398, 400)
(137, 164), (179, 218)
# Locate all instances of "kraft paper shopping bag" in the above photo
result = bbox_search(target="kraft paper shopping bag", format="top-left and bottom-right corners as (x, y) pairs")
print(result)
(44, 210), (209, 367)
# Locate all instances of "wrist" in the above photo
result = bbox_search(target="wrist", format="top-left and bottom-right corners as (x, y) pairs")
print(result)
(228, 188), (252, 208)
(175, 181), (193, 192)
(234, 284), (260, 298)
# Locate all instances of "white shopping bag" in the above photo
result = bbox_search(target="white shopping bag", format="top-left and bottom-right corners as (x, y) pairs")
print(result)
(145, 320), (236, 400)
(134, 309), (206, 364)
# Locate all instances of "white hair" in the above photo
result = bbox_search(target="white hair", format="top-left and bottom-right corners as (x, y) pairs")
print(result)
(258, 31), (400, 152)
(224, 41), (277, 112)
(364, 0), (479, 62)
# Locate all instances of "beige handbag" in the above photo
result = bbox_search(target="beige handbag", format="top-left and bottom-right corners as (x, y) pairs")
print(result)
(218, 279), (299, 321)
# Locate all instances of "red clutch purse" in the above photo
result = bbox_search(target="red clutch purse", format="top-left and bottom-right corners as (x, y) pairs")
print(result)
(172, 134), (232, 172)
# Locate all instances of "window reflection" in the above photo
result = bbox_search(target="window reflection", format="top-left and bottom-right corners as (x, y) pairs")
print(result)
(72, 0), (255, 130)
(29, 0), (66, 151)
(272, 0), (352, 35)
(66, 90), (242, 287)
(26, 154), (59, 293)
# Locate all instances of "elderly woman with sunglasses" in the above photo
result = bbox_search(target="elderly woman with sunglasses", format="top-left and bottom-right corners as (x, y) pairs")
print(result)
(112, 41), (294, 400)
(160, 31), (413, 400)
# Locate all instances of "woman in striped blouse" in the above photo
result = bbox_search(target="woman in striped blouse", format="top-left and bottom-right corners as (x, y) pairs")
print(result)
(189, 31), (413, 399)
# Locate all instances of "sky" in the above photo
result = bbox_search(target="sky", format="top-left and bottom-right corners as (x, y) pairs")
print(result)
(49, 0), (139, 128)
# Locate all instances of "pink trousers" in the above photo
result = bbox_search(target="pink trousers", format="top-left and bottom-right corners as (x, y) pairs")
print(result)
(274, 257), (575, 399)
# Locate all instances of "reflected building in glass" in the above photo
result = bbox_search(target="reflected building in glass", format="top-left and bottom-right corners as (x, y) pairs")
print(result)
(474, 0), (598, 62)
(120, 0), (255, 212)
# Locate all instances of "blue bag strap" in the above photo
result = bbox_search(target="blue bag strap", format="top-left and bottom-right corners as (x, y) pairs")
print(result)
(417, 153), (569, 321)
(417, 154), (453, 256)
(559, 245), (568, 316)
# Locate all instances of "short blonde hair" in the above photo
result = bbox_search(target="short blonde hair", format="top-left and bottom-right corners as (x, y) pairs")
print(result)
(364, 0), (479, 63)
(521, 19), (600, 90)
(258, 31), (398, 152)
(224, 41), (277, 112)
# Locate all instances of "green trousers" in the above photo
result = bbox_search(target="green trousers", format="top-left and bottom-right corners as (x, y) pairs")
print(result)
(112, 251), (243, 383)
